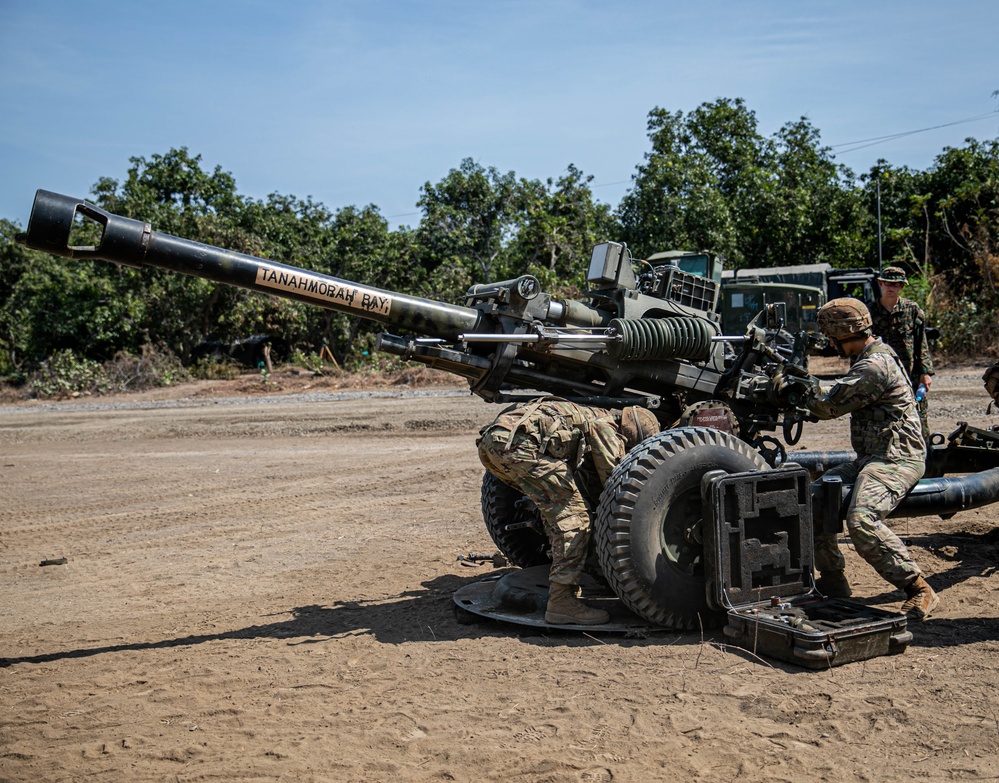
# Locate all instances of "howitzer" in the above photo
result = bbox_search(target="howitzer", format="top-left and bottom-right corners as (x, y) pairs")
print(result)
(15, 190), (812, 445)
(16, 190), (999, 631)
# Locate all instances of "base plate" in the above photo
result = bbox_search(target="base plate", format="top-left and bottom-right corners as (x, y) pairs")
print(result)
(452, 565), (664, 634)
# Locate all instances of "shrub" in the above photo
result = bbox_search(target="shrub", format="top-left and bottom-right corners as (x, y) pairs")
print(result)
(27, 350), (109, 398)
(190, 357), (242, 380)
(925, 288), (999, 359)
(26, 344), (191, 399)
(104, 344), (191, 389)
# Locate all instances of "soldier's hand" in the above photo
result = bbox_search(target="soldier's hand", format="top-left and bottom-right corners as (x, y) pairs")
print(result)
(769, 370), (819, 409)
(789, 374), (820, 404)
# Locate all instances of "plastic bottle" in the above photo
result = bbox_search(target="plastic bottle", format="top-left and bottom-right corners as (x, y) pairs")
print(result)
(915, 383), (927, 402)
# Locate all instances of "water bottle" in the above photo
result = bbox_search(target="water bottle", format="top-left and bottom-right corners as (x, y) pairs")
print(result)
(915, 383), (927, 402)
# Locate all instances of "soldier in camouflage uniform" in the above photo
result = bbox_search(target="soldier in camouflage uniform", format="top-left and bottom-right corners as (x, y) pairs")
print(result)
(984, 361), (999, 411)
(477, 399), (659, 625)
(867, 266), (934, 443)
(804, 297), (940, 621)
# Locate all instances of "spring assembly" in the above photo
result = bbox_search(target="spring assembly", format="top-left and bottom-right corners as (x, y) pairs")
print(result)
(607, 316), (717, 362)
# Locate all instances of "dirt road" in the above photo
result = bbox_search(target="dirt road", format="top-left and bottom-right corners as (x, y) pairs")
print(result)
(2, 367), (998, 782)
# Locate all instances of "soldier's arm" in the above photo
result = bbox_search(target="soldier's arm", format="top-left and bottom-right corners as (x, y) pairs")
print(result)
(913, 305), (934, 382)
(806, 361), (883, 420)
(587, 420), (627, 486)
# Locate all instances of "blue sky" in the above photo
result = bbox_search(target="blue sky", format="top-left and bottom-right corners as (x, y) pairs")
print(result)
(1, 1), (997, 231)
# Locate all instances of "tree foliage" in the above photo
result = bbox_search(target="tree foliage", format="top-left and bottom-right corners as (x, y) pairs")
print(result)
(2, 100), (998, 378)
(860, 138), (999, 354)
(414, 158), (522, 303)
(619, 98), (866, 268)
(508, 164), (617, 294)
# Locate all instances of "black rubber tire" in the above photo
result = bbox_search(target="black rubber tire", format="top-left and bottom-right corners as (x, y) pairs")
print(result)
(480, 471), (551, 569)
(594, 427), (768, 630)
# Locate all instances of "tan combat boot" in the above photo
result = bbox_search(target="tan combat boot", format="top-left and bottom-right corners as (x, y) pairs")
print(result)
(545, 583), (610, 625)
(900, 576), (940, 621)
(816, 570), (852, 598)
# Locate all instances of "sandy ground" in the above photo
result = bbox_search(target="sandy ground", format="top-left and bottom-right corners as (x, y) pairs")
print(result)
(2, 362), (998, 783)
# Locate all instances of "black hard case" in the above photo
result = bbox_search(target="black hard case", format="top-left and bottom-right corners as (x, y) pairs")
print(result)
(704, 466), (912, 668)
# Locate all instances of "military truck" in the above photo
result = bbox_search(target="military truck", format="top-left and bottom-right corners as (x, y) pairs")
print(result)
(645, 249), (723, 286)
(720, 263), (880, 340)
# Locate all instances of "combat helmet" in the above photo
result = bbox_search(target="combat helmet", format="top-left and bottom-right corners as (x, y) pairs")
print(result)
(816, 297), (872, 340)
(620, 406), (659, 450)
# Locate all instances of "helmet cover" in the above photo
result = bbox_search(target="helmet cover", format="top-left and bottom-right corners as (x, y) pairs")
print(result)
(620, 406), (659, 450)
(817, 297), (873, 340)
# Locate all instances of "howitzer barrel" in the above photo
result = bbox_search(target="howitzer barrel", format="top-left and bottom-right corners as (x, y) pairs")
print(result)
(16, 190), (483, 341)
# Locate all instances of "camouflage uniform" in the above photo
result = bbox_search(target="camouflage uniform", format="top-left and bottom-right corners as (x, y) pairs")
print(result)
(867, 296), (934, 442)
(984, 361), (999, 409)
(477, 399), (628, 586)
(806, 339), (927, 588)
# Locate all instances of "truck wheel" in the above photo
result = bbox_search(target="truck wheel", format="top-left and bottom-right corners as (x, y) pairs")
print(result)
(480, 471), (551, 568)
(594, 427), (768, 630)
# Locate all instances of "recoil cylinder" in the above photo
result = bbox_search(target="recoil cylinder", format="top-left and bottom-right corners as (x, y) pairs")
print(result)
(607, 316), (717, 362)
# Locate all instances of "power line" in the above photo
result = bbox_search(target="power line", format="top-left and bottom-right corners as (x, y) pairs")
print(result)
(832, 112), (998, 155)
(385, 112), (997, 217)
(592, 179), (632, 190)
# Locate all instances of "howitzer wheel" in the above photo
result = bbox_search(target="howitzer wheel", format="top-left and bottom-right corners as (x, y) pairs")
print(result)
(594, 427), (769, 630)
(480, 471), (551, 569)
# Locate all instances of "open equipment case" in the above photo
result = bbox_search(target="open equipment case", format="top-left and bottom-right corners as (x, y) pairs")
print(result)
(703, 465), (913, 668)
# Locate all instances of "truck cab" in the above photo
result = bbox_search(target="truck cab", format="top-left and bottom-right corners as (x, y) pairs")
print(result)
(719, 263), (879, 339)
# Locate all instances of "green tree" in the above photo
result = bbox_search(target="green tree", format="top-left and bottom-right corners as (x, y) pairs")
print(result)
(924, 138), (999, 295)
(859, 162), (924, 271)
(416, 158), (522, 296)
(0, 218), (32, 372)
(1, 217), (149, 371)
(230, 192), (342, 359)
(856, 138), (999, 355)
(314, 203), (419, 363)
(753, 118), (866, 266)
(619, 99), (865, 269)
(618, 101), (740, 260)
(508, 164), (618, 292)
(88, 148), (257, 360)
(860, 140), (999, 294)
(90, 147), (244, 234)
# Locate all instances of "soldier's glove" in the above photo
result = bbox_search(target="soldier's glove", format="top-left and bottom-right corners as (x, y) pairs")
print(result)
(768, 370), (820, 409)
(983, 362), (999, 409)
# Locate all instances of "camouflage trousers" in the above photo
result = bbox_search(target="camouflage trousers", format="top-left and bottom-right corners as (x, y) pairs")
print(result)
(477, 425), (591, 586)
(814, 456), (924, 588)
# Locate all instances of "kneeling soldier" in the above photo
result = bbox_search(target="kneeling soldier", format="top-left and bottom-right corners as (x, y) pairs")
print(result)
(477, 399), (658, 625)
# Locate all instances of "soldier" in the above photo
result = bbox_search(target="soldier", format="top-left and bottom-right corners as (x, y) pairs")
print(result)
(984, 361), (999, 411)
(477, 399), (659, 625)
(867, 266), (934, 442)
(804, 297), (939, 621)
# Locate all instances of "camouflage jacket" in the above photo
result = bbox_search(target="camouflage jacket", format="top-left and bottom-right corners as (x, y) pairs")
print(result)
(806, 339), (926, 461)
(984, 362), (999, 407)
(866, 297), (934, 384)
(479, 398), (626, 486)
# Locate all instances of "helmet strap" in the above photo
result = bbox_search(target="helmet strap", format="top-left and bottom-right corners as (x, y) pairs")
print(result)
(831, 333), (868, 357)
